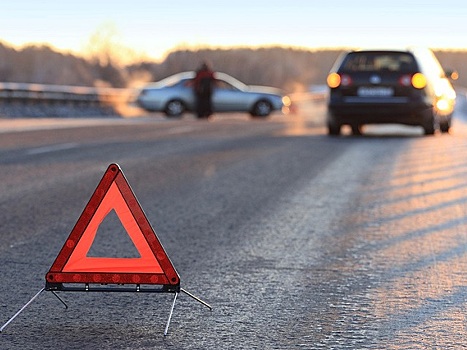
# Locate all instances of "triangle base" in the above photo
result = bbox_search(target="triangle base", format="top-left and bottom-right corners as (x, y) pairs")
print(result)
(46, 271), (178, 286)
(45, 282), (180, 293)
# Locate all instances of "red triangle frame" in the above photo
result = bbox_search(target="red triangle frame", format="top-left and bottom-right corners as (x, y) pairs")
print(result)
(46, 164), (180, 287)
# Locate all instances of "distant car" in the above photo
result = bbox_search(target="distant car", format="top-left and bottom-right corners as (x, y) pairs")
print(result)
(326, 48), (457, 135)
(136, 71), (290, 118)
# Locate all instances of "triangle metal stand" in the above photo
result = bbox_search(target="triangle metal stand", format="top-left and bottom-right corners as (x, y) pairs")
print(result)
(1, 286), (211, 336)
(165, 288), (212, 336)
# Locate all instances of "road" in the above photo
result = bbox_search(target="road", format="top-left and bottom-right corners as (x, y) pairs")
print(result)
(0, 99), (466, 349)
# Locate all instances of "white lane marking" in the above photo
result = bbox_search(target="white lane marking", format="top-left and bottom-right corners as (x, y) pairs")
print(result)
(26, 143), (80, 155)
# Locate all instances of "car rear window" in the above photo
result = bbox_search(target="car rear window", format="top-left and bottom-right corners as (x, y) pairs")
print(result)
(340, 52), (418, 73)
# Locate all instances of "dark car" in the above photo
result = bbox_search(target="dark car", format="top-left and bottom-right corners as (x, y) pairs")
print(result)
(326, 48), (456, 135)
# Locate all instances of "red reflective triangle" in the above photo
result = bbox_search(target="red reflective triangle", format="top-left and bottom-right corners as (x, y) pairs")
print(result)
(46, 164), (180, 286)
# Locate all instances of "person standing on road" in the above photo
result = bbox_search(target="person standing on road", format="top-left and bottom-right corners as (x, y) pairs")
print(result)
(193, 62), (215, 119)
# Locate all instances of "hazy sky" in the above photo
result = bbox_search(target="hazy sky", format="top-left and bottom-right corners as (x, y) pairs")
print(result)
(2, 1), (466, 60)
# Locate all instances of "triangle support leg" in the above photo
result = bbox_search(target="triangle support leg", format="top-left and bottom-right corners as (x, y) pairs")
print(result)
(51, 291), (68, 309)
(181, 288), (212, 310)
(0, 288), (45, 333)
(164, 292), (179, 336)
(163, 289), (211, 336)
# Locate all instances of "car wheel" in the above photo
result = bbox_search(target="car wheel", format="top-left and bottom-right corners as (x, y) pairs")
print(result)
(327, 113), (341, 135)
(439, 115), (452, 133)
(327, 122), (341, 136)
(351, 124), (362, 136)
(251, 100), (272, 117)
(165, 100), (185, 117)
(421, 109), (435, 135)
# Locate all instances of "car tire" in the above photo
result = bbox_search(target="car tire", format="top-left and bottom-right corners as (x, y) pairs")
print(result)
(327, 122), (341, 136)
(165, 100), (185, 117)
(351, 124), (362, 136)
(327, 114), (341, 135)
(421, 109), (435, 135)
(251, 100), (272, 117)
(439, 115), (452, 133)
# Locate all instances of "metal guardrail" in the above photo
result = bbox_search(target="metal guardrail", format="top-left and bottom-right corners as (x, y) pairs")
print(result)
(0, 82), (134, 106)
(0, 82), (328, 106)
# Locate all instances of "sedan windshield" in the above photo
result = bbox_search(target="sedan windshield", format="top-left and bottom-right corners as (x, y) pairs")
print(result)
(151, 72), (195, 88)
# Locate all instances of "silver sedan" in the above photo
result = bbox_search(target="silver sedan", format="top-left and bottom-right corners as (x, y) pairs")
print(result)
(136, 71), (290, 118)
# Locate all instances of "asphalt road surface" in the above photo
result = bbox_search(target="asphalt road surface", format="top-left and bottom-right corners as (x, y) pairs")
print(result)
(0, 99), (466, 349)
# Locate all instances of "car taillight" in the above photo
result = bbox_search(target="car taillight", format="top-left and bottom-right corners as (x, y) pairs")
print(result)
(327, 73), (352, 88)
(411, 73), (427, 89)
(399, 74), (412, 87)
(327, 73), (341, 88)
(399, 73), (427, 89)
(340, 74), (352, 87)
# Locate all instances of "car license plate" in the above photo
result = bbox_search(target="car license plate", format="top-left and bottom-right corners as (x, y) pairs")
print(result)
(357, 87), (394, 97)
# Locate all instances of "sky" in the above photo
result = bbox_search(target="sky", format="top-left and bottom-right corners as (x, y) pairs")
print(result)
(1, 1), (467, 62)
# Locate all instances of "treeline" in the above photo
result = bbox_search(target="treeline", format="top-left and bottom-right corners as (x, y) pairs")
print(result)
(1, 41), (466, 91)
(127, 47), (343, 92)
(0, 42), (127, 87)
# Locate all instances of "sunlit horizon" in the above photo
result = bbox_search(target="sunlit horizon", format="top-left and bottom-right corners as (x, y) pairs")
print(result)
(3, 37), (467, 67)
(2, 1), (467, 64)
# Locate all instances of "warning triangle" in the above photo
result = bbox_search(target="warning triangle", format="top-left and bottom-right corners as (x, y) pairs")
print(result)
(46, 164), (180, 287)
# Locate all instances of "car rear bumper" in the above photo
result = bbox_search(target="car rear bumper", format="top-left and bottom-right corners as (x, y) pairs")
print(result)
(328, 97), (432, 126)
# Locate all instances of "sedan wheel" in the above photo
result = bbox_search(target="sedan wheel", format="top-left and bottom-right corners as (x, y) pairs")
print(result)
(251, 100), (272, 117)
(165, 100), (185, 117)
